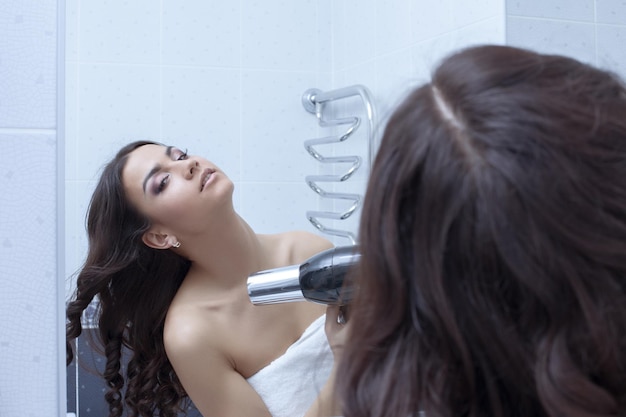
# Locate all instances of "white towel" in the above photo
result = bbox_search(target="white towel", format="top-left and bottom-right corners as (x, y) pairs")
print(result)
(247, 315), (334, 417)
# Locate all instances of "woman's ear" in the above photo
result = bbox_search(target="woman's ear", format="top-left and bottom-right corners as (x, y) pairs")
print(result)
(142, 231), (179, 250)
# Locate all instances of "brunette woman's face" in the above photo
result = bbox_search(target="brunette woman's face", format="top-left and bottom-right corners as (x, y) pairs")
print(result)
(122, 144), (234, 238)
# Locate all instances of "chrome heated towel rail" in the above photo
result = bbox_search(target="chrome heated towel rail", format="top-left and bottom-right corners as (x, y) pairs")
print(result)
(301, 85), (376, 244)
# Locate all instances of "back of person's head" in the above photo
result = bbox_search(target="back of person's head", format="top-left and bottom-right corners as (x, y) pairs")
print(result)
(339, 44), (626, 417)
(66, 140), (190, 417)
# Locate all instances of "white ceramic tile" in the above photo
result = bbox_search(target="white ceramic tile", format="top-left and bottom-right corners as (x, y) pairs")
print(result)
(239, 182), (322, 234)
(79, 0), (160, 64)
(65, 62), (78, 181)
(76, 63), (161, 181)
(162, 1), (240, 67)
(506, 17), (596, 65)
(331, 0), (345, 69)
(375, 48), (414, 118)
(240, 70), (320, 182)
(596, 24), (626, 77)
(316, 71), (334, 95)
(411, 35), (454, 85)
(241, 0), (320, 71)
(317, 0), (334, 72)
(161, 66), (241, 182)
(64, 179), (95, 299)
(412, 16), (505, 87)
(410, 0), (454, 43)
(452, 0), (504, 28)
(335, 64), (378, 98)
(0, 133), (58, 417)
(452, 15), (506, 48)
(410, 20), (507, 96)
(332, 0), (377, 70)
(64, 179), (79, 299)
(596, 0), (626, 24)
(375, 0), (412, 56)
(65, 0), (79, 62)
(507, 0), (594, 22)
(0, 0), (57, 128)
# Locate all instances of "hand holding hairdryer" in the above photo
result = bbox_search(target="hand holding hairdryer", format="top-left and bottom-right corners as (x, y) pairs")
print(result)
(247, 245), (360, 305)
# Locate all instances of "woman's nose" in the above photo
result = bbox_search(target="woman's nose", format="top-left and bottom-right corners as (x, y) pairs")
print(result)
(183, 158), (199, 179)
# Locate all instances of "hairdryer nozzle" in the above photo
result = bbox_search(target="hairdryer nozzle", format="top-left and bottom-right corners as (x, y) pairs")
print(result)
(247, 264), (305, 304)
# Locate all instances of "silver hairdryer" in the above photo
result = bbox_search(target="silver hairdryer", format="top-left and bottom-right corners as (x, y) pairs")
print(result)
(247, 245), (360, 305)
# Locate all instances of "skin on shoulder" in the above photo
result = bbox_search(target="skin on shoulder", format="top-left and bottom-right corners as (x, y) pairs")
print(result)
(164, 314), (272, 416)
(162, 231), (333, 417)
(270, 230), (335, 265)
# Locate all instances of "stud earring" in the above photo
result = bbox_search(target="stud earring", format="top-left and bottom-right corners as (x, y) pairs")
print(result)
(172, 241), (181, 248)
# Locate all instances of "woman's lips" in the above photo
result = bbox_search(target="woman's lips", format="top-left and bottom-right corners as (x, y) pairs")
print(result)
(200, 168), (216, 191)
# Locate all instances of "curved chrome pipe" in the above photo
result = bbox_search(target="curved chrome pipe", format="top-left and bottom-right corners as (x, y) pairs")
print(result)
(301, 85), (376, 244)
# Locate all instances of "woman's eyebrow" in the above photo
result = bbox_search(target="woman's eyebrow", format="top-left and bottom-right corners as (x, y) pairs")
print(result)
(142, 146), (174, 194)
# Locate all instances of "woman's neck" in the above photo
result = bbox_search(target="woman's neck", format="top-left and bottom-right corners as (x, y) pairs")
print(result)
(181, 212), (269, 289)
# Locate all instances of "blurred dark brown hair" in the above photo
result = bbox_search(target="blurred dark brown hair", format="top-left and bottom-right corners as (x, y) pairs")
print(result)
(339, 45), (626, 417)
(66, 140), (191, 417)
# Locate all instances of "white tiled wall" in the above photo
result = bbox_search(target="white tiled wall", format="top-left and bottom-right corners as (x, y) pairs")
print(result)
(64, 0), (335, 293)
(506, 0), (626, 78)
(329, 0), (504, 239)
(65, 1), (504, 296)
(0, 1), (63, 416)
(332, 0), (505, 132)
(0, 4), (58, 128)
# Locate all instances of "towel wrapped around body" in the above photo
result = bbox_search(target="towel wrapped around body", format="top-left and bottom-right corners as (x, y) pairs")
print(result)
(247, 315), (334, 417)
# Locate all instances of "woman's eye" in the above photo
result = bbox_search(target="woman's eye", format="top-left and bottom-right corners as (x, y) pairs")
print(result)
(156, 174), (170, 194)
(177, 149), (188, 161)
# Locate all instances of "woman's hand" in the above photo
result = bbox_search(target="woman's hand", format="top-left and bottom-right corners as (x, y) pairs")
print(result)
(325, 305), (351, 359)
(303, 305), (351, 417)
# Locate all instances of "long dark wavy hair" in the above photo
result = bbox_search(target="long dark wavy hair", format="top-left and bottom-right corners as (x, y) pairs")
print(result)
(66, 140), (191, 417)
(338, 45), (626, 417)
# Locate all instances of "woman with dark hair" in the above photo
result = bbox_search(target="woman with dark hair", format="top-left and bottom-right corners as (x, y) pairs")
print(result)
(337, 45), (626, 417)
(66, 141), (343, 417)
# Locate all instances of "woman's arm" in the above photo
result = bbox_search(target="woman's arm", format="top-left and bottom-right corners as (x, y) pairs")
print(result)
(165, 233), (340, 416)
(165, 315), (273, 417)
(167, 308), (346, 417)
(304, 305), (350, 417)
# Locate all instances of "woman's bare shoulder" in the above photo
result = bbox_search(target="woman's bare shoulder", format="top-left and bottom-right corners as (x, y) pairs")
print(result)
(162, 303), (273, 416)
(280, 230), (334, 263)
(163, 302), (228, 360)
